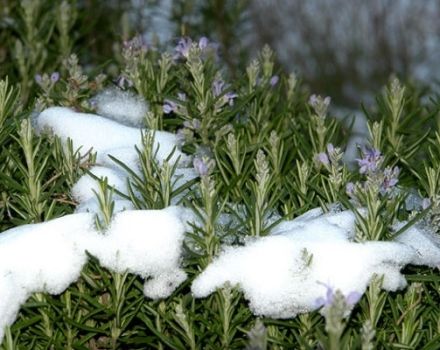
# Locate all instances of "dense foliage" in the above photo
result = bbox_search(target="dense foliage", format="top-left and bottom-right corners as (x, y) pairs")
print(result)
(1, 1), (440, 349)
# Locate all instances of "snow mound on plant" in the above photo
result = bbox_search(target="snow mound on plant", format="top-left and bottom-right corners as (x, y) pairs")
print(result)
(92, 87), (148, 127)
(35, 106), (197, 215)
(0, 207), (188, 342)
(35, 107), (189, 166)
(0, 213), (95, 341)
(192, 208), (439, 318)
(87, 207), (187, 298)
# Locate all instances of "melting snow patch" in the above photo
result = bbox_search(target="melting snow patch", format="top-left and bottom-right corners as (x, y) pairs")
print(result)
(192, 208), (439, 318)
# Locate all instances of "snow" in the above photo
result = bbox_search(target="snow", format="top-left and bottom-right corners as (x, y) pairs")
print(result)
(92, 87), (148, 127)
(71, 166), (129, 203)
(1, 88), (439, 342)
(35, 103), (195, 214)
(34, 106), (189, 167)
(86, 207), (187, 299)
(395, 224), (440, 268)
(0, 207), (187, 342)
(0, 213), (95, 341)
(192, 208), (439, 318)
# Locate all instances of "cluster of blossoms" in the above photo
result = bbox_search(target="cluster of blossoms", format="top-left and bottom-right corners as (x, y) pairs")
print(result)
(315, 143), (340, 168)
(35, 72), (60, 88)
(163, 93), (189, 115)
(309, 94), (331, 119)
(346, 146), (400, 197)
(193, 156), (216, 177)
(212, 77), (238, 107)
(173, 36), (217, 60)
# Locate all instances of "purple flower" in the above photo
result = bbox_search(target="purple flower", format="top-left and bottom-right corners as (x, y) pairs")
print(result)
(212, 78), (237, 106)
(198, 36), (209, 50)
(308, 94), (331, 109)
(50, 72), (60, 83)
(381, 166), (400, 191)
(315, 284), (361, 308)
(34, 74), (43, 86)
(308, 94), (331, 117)
(174, 37), (192, 59)
(346, 182), (355, 197)
(326, 143), (335, 155)
(212, 79), (225, 97)
(163, 99), (177, 114)
(315, 152), (330, 166)
(116, 75), (133, 89)
(270, 75), (279, 87)
(357, 147), (382, 174)
(345, 291), (361, 305)
(315, 285), (335, 307)
(224, 91), (238, 106)
(422, 198), (431, 210)
(123, 35), (148, 52)
(193, 157), (209, 176)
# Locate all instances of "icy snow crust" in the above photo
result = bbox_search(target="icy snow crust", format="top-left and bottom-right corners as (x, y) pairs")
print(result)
(1, 90), (440, 341)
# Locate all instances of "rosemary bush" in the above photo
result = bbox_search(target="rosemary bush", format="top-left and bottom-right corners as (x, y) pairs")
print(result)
(1, 2), (440, 349)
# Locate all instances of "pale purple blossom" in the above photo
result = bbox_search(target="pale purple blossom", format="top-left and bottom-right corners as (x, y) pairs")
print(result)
(381, 166), (400, 192)
(326, 143), (335, 156)
(422, 198), (431, 210)
(212, 78), (237, 106)
(212, 79), (226, 97)
(163, 99), (178, 114)
(123, 35), (148, 52)
(308, 94), (331, 117)
(308, 94), (331, 109)
(345, 291), (362, 305)
(193, 157), (209, 176)
(50, 72), (60, 83)
(174, 37), (192, 59)
(270, 75), (279, 86)
(34, 74), (43, 86)
(315, 284), (361, 308)
(224, 91), (238, 106)
(346, 182), (355, 197)
(198, 36), (209, 50)
(357, 147), (382, 174)
(116, 75), (133, 89)
(315, 285), (335, 307)
(315, 152), (330, 166)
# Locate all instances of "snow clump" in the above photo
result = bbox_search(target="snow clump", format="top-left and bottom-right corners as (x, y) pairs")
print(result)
(35, 106), (189, 167)
(192, 208), (440, 318)
(35, 103), (196, 214)
(0, 207), (187, 342)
